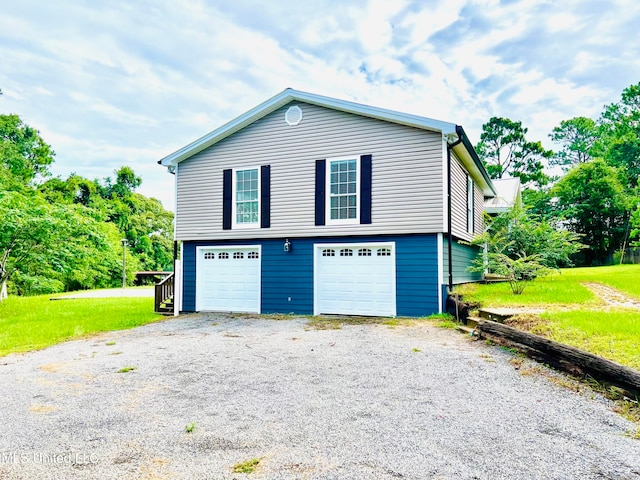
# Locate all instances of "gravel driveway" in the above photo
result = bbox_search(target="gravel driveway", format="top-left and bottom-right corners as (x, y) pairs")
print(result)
(0, 314), (638, 479)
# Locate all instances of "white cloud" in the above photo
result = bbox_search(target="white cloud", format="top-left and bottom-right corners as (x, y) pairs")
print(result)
(1, 0), (639, 211)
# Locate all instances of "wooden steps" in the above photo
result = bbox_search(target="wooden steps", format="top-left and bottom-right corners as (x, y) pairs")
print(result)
(455, 308), (519, 336)
(477, 307), (520, 323)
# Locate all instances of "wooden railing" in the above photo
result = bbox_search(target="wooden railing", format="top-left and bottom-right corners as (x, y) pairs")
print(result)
(154, 272), (174, 314)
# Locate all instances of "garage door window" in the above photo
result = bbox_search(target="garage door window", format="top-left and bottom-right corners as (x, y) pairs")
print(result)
(322, 249), (335, 256)
(377, 248), (391, 256)
(358, 248), (372, 256)
(204, 252), (215, 260)
(340, 248), (353, 257)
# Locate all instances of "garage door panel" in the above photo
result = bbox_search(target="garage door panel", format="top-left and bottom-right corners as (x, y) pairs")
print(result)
(315, 243), (396, 316)
(196, 247), (260, 313)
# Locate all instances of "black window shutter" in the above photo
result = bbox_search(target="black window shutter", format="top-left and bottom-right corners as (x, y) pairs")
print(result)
(315, 159), (326, 226)
(222, 169), (232, 230)
(360, 154), (372, 224)
(261, 165), (270, 228)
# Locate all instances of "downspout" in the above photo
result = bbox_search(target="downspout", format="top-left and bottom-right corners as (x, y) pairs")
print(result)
(446, 131), (463, 291)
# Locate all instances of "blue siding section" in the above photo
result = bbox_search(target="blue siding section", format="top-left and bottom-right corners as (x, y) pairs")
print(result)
(442, 237), (483, 284)
(261, 240), (314, 314)
(395, 235), (439, 316)
(182, 234), (440, 317)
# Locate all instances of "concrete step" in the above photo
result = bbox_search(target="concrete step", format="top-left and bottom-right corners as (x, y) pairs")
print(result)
(465, 316), (482, 328)
(478, 308), (519, 323)
(456, 324), (477, 336)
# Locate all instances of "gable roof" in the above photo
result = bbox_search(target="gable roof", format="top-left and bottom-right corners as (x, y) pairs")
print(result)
(484, 177), (522, 214)
(159, 88), (495, 196)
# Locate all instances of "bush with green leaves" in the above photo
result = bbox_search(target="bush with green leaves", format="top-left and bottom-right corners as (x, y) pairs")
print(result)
(469, 207), (584, 294)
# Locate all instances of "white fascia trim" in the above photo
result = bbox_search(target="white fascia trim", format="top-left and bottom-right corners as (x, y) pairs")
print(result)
(441, 136), (448, 232)
(451, 144), (494, 197)
(160, 88), (458, 167)
(173, 163), (178, 239)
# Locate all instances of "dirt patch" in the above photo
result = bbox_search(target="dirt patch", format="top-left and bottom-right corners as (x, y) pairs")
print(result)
(504, 313), (552, 335)
(583, 282), (640, 309)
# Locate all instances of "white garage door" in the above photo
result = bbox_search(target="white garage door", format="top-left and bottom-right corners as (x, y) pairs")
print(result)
(196, 246), (261, 313)
(314, 242), (396, 316)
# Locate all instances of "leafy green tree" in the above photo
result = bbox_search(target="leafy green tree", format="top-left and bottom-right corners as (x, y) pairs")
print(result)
(522, 188), (555, 220)
(0, 112), (171, 297)
(40, 168), (174, 272)
(596, 82), (640, 188)
(629, 188), (640, 248)
(476, 117), (552, 187)
(0, 186), (134, 299)
(0, 114), (54, 184)
(469, 207), (583, 294)
(552, 160), (629, 265)
(549, 116), (597, 170)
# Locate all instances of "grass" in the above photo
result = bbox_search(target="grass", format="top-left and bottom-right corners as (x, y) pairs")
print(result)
(117, 366), (137, 373)
(0, 294), (163, 356)
(456, 264), (640, 308)
(454, 264), (640, 370)
(540, 310), (640, 370)
(185, 422), (197, 433)
(232, 458), (261, 474)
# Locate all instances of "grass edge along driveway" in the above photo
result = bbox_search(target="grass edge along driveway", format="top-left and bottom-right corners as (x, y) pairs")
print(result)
(0, 295), (163, 357)
(455, 264), (640, 370)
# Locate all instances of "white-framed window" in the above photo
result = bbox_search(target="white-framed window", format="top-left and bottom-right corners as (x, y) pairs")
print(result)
(233, 167), (260, 228)
(326, 157), (359, 223)
(467, 175), (474, 233)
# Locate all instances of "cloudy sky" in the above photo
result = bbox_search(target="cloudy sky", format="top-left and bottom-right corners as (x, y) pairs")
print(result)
(1, 0), (639, 210)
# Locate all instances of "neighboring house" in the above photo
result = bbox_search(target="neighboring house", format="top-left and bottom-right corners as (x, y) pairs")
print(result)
(484, 177), (522, 215)
(159, 89), (496, 317)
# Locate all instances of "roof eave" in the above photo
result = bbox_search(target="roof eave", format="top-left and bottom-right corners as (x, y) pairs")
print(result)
(452, 125), (496, 197)
(159, 88), (459, 167)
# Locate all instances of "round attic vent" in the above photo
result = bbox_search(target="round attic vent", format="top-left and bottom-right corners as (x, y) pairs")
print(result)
(285, 105), (303, 126)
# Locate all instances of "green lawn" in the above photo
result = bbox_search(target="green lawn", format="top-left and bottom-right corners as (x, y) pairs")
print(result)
(0, 295), (163, 356)
(455, 264), (640, 370)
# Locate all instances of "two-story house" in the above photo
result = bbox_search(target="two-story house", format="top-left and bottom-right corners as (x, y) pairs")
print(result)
(159, 89), (496, 317)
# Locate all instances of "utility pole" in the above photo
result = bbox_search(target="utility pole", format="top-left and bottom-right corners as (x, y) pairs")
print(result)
(121, 239), (128, 288)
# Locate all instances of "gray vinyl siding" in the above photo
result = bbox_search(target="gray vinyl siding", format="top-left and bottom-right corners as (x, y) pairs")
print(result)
(450, 154), (477, 242)
(474, 182), (484, 235)
(175, 102), (445, 240)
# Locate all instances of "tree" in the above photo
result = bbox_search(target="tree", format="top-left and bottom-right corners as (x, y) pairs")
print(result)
(596, 82), (640, 188)
(0, 186), (133, 299)
(552, 160), (629, 265)
(469, 207), (583, 294)
(40, 169), (174, 272)
(476, 117), (552, 187)
(0, 190), (67, 299)
(469, 207), (582, 294)
(0, 114), (54, 184)
(549, 116), (597, 170)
